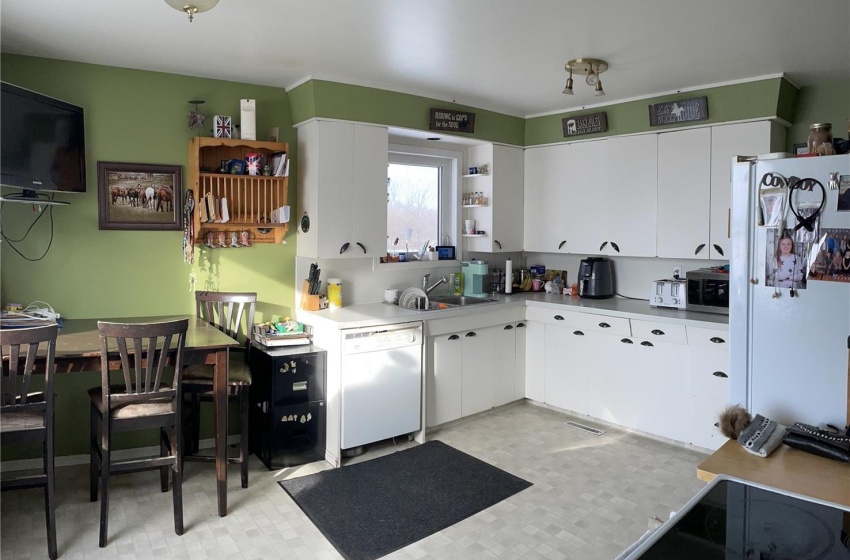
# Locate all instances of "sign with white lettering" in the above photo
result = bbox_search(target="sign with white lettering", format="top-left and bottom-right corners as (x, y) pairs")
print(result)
(562, 112), (608, 137)
(429, 109), (476, 133)
(648, 96), (708, 127)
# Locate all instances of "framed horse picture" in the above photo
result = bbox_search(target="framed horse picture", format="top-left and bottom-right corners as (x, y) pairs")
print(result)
(97, 162), (183, 230)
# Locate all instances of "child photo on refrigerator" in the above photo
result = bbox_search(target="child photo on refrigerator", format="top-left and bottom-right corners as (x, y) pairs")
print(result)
(765, 230), (807, 289)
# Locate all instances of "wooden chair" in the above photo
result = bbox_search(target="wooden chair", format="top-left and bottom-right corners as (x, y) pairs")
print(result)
(183, 291), (255, 488)
(1, 324), (59, 560)
(88, 318), (188, 548)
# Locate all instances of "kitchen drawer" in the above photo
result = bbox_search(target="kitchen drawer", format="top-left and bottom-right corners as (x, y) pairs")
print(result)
(250, 347), (326, 406)
(631, 320), (688, 345)
(687, 326), (729, 349)
(524, 307), (630, 336)
(253, 401), (326, 469)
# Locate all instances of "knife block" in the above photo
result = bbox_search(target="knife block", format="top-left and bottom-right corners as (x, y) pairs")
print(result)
(300, 280), (320, 311)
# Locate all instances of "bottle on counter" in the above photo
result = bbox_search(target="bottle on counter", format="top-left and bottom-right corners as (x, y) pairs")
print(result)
(327, 278), (343, 308)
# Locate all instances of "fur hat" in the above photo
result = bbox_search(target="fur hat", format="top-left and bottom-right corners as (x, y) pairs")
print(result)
(717, 404), (752, 439)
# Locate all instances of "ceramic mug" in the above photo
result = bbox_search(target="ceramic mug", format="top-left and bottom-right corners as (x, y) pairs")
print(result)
(532, 279), (543, 291)
(384, 288), (399, 304)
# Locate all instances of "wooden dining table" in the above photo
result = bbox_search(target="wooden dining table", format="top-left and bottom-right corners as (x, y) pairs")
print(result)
(41, 315), (240, 517)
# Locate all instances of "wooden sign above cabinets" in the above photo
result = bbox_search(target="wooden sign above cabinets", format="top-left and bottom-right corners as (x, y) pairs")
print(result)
(429, 108), (476, 133)
(562, 112), (608, 137)
(649, 96), (708, 127)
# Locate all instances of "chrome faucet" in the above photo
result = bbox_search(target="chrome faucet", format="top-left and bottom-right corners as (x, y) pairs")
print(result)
(422, 273), (449, 295)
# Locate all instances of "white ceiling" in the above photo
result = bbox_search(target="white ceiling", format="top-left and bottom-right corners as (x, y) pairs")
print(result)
(1, 0), (848, 118)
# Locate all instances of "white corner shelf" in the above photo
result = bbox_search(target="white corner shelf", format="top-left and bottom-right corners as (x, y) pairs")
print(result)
(462, 233), (487, 237)
(462, 203), (488, 208)
(462, 173), (490, 178)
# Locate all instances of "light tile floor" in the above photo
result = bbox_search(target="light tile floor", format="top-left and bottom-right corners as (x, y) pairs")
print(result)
(1, 402), (708, 560)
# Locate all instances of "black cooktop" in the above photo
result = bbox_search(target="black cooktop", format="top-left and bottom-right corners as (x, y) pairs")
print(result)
(632, 478), (850, 560)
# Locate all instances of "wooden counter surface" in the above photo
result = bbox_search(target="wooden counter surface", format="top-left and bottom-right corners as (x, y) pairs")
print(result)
(698, 439), (850, 508)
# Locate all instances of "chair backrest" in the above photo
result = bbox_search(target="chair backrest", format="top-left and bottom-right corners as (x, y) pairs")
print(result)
(1, 324), (58, 415)
(195, 292), (256, 353)
(97, 318), (188, 409)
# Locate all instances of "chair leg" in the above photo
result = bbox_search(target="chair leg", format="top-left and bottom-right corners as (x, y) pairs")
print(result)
(44, 419), (57, 560)
(171, 425), (184, 536)
(240, 387), (250, 488)
(89, 403), (99, 503)
(160, 428), (169, 492)
(98, 429), (110, 548)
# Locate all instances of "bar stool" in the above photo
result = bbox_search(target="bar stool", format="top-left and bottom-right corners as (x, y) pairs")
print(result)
(88, 318), (188, 548)
(1, 324), (59, 559)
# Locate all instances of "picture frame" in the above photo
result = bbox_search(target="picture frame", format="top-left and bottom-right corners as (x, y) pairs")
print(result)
(793, 143), (809, 156)
(97, 162), (183, 231)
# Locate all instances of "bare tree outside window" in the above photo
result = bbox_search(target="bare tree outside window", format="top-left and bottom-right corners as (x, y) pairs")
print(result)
(387, 163), (439, 256)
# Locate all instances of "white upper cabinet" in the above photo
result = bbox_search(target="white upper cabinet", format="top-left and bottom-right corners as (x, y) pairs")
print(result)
(657, 127), (712, 259)
(297, 120), (388, 258)
(709, 121), (784, 259)
(524, 144), (571, 253)
(465, 144), (524, 253)
(562, 140), (609, 255)
(603, 135), (658, 257)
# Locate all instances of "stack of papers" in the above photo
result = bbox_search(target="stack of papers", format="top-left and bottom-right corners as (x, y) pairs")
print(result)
(0, 311), (57, 328)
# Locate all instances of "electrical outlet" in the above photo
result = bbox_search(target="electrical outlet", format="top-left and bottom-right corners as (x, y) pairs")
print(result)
(673, 266), (683, 279)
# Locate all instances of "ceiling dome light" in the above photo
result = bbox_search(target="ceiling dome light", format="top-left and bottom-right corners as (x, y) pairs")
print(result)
(164, 0), (220, 22)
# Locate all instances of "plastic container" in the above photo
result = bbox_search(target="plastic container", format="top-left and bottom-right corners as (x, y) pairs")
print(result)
(327, 278), (342, 308)
(807, 123), (834, 155)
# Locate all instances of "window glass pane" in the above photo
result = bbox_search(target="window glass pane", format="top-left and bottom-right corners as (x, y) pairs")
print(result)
(387, 163), (439, 255)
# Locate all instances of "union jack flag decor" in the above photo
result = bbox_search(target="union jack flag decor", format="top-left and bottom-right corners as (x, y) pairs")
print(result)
(213, 115), (232, 138)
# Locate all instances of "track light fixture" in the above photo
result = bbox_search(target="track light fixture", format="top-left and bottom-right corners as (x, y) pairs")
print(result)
(563, 58), (608, 96)
(164, 0), (220, 22)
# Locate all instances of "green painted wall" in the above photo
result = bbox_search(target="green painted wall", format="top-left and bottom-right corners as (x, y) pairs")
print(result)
(785, 79), (850, 151)
(1, 55), (297, 459)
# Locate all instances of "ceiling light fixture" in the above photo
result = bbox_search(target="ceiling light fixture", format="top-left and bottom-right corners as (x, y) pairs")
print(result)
(563, 58), (608, 96)
(164, 0), (220, 22)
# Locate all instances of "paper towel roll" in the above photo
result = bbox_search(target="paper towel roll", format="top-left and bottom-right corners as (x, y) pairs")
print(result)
(505, 258), (513, 294)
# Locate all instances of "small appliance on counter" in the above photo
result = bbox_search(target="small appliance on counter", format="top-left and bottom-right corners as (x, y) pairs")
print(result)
(649, 278), (687, 310)
(577, 257), (614, 299)
(462, 260), (489, 297)
(686, 267), (729, 315)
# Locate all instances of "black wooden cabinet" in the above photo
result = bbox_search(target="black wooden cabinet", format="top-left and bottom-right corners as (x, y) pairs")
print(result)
(249, 344), (326, 469)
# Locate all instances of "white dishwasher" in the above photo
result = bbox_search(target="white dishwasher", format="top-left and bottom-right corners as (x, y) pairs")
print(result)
(340, 321), (423, 451)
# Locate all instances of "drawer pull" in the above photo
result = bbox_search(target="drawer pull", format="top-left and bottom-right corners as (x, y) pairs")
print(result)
(292, 381), (308, 391)
(465, 331), (477, 337)
(573, 330), (585, 336)
(599, 322), (611, 328)
(599, 241), (608, 251)
(610, 242), (620, 253)
(494, 240), (502, 249)
(503, 325), (514, 330)
(710, 336), (726, 344)
(356, 242), (367, 253)
(713, 244), (724, 257)
(339, 242), (350, 254)
(651, 329), (665, 336)
(694, 243), (706, 255)
(554, 315), (565, 321)
(712, 371), (728, 378)
(640, 341), (654, 347)
(620, 338), (633, 344)
(516, 322), (526, 328)
(558, 240), (567, 250)
(448, 334), (460, 341)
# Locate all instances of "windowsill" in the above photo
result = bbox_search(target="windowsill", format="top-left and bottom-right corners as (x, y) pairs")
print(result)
(373, 259), (462, 272)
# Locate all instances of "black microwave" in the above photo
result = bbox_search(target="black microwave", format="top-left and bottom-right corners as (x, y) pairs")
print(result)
(686, 269), (729, 315)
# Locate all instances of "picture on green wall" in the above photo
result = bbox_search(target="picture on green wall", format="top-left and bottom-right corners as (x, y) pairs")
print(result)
(97, 162), (183, 230)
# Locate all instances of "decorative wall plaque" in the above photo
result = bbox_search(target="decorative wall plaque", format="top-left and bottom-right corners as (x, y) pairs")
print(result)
(562, 112), (608, 137)
(648, 96), (708, 126)
(429, 108), (476, 133)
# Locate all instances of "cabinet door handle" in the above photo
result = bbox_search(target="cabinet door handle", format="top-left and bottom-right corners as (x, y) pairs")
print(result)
(599, 322), (611, 328)
(651, 329), (665, 336)
(712, 371), (729, 378)
(558, 240), (567, 250)
(710, 336), (726, 344)
(694, 243), (706, 256)
(573, 330), (584, 336)
(339, 242), (350, 254)
(599, 241), (608, 251)
(554, 315), (565, 321)
(640, 341), (654, 347)
(494, 240), (502, 249)
(610, 242), (620, 253)
(516, 322), (526, 329)
(621, 338), (633, 344)
(503, 325), (514, 330)
(448, 334), (460, 341)
(465, 331), (477, 337)
(713, 244), (724, 257)
(356, 242), (366, 253)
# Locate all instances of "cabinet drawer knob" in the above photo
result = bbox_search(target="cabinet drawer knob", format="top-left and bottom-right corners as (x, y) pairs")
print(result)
(356, 242), (366, 253)
(573, 330), (584, 336)
(709, 336), (726, 344)
(339, 242), (350, 254)
(694, 243), (706, 255)
(640, 341), (654, 347)
(651, 329), (665, 336)
(465, 331), (477, 337)
(554, 315), (565, 321)
(494, 240), (502, 249)
(448, 334), (460, 341)
(516, 322), (526, 329)
(599, 241), (608, 251)
(712, 244), (724, 256)
(599, 322), (611, 328)
(558, 240), (567, 250)
(503, 325), (514, 330)
(712, 371), (729, 378)
(621, 338), (633, 344)
(610, 242), (620, 253)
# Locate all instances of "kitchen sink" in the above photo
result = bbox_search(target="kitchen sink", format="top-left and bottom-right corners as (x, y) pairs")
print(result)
(428, 295), (498, 307)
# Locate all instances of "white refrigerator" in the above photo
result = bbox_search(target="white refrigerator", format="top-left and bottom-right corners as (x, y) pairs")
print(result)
(730, 153), (850, 426)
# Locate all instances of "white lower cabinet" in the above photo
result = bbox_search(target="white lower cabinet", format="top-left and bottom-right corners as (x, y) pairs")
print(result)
(428, 332), (463, 427)
(461, 327), (496, 417)
(493, 323), (519, 407)
(688, 327), (731, 450)
(513, 322), (527, 401)
(628, 338), (690, 443)
(524, 321), (545, 402)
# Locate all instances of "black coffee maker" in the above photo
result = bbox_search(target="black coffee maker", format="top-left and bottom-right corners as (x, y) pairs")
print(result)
(578, 257), (614, 299)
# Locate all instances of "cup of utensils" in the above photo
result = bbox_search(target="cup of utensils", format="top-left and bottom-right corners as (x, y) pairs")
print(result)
(384, 288), (400, 304)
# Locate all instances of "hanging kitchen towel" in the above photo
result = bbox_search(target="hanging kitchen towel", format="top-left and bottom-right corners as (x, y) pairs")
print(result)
(782, 422), (850, 463)
(737, 414), (786, 458)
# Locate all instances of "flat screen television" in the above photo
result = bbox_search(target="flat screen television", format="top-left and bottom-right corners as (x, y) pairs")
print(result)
(1, 81), (86, 203)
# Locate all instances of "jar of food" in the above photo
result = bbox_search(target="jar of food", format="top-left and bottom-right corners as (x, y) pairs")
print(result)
(327, 278), (342, 308)
(807, 123), (834, 155)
